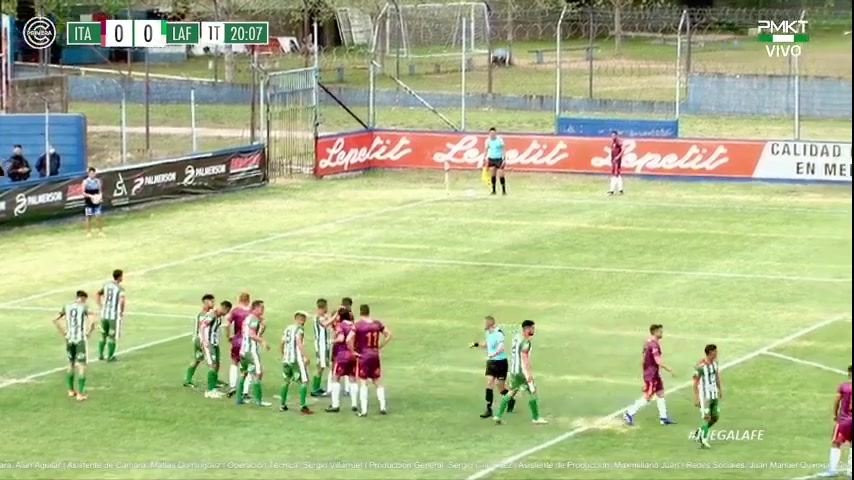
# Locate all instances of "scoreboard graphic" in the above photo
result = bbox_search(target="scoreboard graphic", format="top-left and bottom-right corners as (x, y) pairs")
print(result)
(66, 20), (269, 47)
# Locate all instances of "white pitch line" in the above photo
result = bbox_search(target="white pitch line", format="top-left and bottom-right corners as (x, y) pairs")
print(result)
(0, 332), (191, 389)
(236, 249), (852, 284)
(762, 351), (850, 375)
(464, 314), (848, 480)
(0, 306), (186, 319)
(0, 198), (439, 307)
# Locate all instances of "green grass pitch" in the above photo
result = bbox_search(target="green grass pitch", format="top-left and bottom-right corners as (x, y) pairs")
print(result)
(0, 172), (851, 479)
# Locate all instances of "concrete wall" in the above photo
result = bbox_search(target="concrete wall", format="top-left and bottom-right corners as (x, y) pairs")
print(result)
(9, 76), (68, 113)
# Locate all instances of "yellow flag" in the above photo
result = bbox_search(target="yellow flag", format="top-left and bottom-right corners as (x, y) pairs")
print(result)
(481, 167), (491, 186)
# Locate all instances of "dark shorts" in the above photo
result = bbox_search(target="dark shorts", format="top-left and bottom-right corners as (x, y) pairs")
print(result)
(833, 419), (852, 444)
(230, 342), (241, 364)
(643, 374), (664, 396)
(487, 158), (504, 169)
(334, 357), (356, 378)
(357, 354), (381, 380)
(485, 359), (508, 380)
(85, 205), (102, 217)
(610, 159), (622, 176)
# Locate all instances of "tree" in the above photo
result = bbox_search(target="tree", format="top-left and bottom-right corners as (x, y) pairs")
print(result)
(1, 0), (17, 17)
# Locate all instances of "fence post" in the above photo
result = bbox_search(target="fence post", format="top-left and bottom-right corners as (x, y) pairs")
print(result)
(461, 16), (467, 130)
(144, 48), (150, 155)
(190, 88), (197, 152)
(43, 98), (50, 178)
(793, 8), (806, 140)
(554, 4), (568, 121)
(120, 89), (128, 164)
(587, 8), (594, 99)
(675, 9), (687, 120)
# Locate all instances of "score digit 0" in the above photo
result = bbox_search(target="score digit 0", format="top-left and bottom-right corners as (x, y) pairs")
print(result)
(134, 20), (166, 48)
(105, 20), (134, 48)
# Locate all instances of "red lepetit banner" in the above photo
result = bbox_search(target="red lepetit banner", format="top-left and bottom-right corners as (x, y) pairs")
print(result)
(315, 130), (768, 179)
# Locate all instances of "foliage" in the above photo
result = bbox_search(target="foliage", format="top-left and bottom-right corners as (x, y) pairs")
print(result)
(0, 0), (17, 17)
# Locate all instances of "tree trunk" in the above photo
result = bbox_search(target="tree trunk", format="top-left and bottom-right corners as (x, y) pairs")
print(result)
(224, 45), (236, 82)
(613, 0), (623, 54)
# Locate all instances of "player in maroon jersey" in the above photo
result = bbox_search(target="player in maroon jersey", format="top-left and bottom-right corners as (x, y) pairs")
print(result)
(622, 324), (676, 426)
(607, 130), (625, 196)
(349, 304), (392, 416)
(226, 292), (251, 399)
(330, 297), (355, 394)
(325, 318), (358, 413)
(822, 365), (852, 478)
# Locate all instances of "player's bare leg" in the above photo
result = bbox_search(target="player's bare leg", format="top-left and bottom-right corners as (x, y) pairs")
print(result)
(74, 362), (88, 401)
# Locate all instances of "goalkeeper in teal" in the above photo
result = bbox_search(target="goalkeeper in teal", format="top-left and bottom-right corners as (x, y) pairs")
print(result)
(494, 320), (548, 425)
(53, 290), (95, 401)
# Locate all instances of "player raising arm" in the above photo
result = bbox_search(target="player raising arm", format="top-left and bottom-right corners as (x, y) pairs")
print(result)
(623, 324), (676, 426)
(96, 269), (125, 362)
(821, 365), (852, 478)
(200, 300), (233, 398)
(280, 311), (314, 414)
(494, 320), (547, 425)
(226, 292), (251, 399)
(352, 304), (392, 416)
(327, 318), (358, 413)
(53, 290), (95, 401)
(311, 298), (335, 398)
(237, 300), (271, 407)
(692, 344), (722, 449)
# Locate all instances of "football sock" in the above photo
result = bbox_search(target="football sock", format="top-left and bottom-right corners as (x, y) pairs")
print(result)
(326, 371), (334, 392)
(311, 376), (321, 392)
(490, 175), (497, 193)
(252, 381), (262, 403)
(66, 372), (74, 391)
(349, 382), (359, 407)
(77, 375), (86, 394)
(229, 365), (238, 389)
(616, 176), (624, 191)
(107, 340), (116, 359)
(700, 421), (711, 439)
(299, 384), (308, 407)
(185, 365), (197, 384)
(280, 383), (289, 406)
(830, 447), (841, 473)
(206, 370), (217, 391)
(359, 384), (369, 414)
(243, 377), (251, 395)
(500, 389), (515, 411)
(499, 177), (506, 193)
(608, 176), (617, 192)
(495, 395), (510, 418)
(528, 397), (540, 420)
(97, 338), (106, 358)
(343, 376), (351, 393)
(846, 448), (851, 475)
(377, 386), (387, 410)
(626, 398), (647, 416)
(331, 382), (341, 408)
(656, 397), (668, 418)
(485, 388), (494, 409)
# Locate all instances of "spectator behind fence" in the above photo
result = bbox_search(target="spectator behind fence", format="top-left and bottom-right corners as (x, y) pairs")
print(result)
(6, 145), (31, 182)
(36, 146), (61, 177)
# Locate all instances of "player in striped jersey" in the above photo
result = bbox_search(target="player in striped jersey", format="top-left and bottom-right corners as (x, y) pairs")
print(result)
(200, 300), (233, 398)
(184, 294), (216, 389)
(311, 298), (334, 397)
(236, 300), (271, 406)
(280, 311), (314, 414)
(52, 290), (95, 401)
(692, 344), (722, 449)
(96, 269), (125, 362)
(494, 320), (548, 425)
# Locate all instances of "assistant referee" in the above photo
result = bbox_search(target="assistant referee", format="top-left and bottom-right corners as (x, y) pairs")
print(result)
(484, 128), (507, 195)
(470, 315), (515, 418)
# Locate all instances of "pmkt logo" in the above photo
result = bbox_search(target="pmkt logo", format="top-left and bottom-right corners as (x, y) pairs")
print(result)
(757, 20), (809, 57)
(22, 16), (57, 50)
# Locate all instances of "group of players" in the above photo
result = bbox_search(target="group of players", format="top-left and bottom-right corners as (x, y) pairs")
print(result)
(182, 294), (393, 416)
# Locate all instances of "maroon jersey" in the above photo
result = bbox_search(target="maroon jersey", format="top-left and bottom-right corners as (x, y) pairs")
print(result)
(642, 337), (661, 381)
(354, 319), (385, 356)
(337, 307), (353, 322)
(230, 306), (250, 345)
(333, 321), (354, 361)
(838, 382), (852, 421)
(610, 138), (623, 162)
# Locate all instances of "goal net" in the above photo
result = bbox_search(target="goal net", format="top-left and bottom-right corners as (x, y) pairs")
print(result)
(375, 2), (490, 58)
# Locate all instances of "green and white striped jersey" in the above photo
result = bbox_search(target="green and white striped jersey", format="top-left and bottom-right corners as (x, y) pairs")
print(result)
(313, 315), (329, 348)
(282, 324), (304, 363)
(509, 333), (532, 377)
(694, 359), (720, 400)
(62, 302), (89, 343)
(197, 310), (223, 346)
(100, 280), (125, 320)
(240, 315), (262, 356)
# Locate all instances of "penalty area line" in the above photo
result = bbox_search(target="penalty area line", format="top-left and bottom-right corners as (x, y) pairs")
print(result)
(463, 314), (848, 480)
(761, 351), (849, 376)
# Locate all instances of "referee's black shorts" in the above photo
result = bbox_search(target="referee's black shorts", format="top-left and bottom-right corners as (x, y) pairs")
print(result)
(485, 359), (508, 380)
(487, 158), (504, 169)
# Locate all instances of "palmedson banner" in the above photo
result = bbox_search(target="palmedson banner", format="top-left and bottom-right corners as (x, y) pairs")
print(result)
(0, 145), (266, 224)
